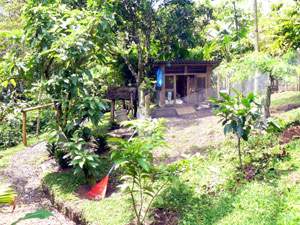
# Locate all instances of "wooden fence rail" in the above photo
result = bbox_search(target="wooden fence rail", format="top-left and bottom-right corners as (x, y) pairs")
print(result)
(21, 103), (54, 146)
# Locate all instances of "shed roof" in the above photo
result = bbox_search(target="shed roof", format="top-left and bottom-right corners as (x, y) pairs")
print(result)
(105, 86), (136, 100)
(153, 60), (221, 68)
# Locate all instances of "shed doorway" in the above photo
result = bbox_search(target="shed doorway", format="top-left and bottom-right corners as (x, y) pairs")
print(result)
(176, 75), (187, 99)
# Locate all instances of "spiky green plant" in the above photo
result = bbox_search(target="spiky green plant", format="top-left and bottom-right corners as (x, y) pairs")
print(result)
(0, 185), (17, 210)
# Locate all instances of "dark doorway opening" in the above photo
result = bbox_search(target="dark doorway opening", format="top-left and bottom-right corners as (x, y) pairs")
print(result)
(176, 75), (187, 99)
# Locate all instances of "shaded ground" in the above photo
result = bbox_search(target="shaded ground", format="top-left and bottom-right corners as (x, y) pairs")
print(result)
(0, 142), (74, 225)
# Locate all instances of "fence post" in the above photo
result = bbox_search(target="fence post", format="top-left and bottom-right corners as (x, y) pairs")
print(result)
(22, 111), (27, 146)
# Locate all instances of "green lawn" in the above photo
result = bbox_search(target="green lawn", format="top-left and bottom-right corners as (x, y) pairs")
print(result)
(271, 91), (300, 107)
(155, 134), (300, 224)
(42, 131), (300, 224)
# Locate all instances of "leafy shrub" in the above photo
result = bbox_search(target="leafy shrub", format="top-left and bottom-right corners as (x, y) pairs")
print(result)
(77, 127), (92, 141)
(0, 117), (22, 150)
(109, 119), (176, 225)
(265, 118), (287, 133)
(46, 139), (71, 169)
(210, 89), (262, 169)
(0, 185), (17, 206)
(46, 139), (60, 157)
(108, 120), (119, 130)
(64, 137), (101, 187)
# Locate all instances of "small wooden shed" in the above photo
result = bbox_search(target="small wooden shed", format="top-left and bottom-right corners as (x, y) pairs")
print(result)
(153, 60), (221, 105)
(105, 86), (137, 121)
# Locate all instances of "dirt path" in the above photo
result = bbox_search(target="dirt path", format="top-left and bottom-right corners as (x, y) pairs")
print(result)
(154, 115), (224, 163)
(0, 142), (74, 225)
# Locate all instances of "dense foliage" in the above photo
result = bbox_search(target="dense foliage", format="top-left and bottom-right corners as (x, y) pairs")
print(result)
(1, 0), (300, 224)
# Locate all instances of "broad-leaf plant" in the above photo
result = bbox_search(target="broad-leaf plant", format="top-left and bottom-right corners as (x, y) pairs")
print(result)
(210, 89), (262, 169)
(109, 119), (176, 225)
(64, 134), (101, 188)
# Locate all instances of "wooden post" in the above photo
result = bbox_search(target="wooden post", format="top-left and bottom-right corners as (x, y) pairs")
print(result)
(21, 103), (54, 147)
(217, 71), (221, 99)
(161, 65), (166, 105)
(174, 75), (176, 104)
(206, 66), (212, 100)
(110, 99), (115, 121)
(187, 75), (190, 103)
(122, 99), (126, 109)
(145, 94), (151, 118)
(22, 111), (27, 146)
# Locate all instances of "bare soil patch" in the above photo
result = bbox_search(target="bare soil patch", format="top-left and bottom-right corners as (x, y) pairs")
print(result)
(155, 115), (224, 163)
(279, 126), (300, 144)
(271, 104), (300, 114)
(129, 209), (179, 225)
(148, 209), (179, 225)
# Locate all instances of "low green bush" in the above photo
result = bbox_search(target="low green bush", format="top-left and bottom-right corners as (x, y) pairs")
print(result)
(0, 109), (54, 150)
(93, 134), (108, 154)
(46, 138), (71, 169)
(55, 149), (71, 169)
(0, 117), (22, 149)
(77, 127), (92, 142)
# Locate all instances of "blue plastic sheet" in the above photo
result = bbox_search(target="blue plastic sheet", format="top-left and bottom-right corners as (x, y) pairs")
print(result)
(157, 67), (163, 88)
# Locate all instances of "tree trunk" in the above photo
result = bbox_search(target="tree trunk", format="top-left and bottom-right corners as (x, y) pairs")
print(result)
(83, 166), (97, 188)
(138, 87), (146, 119)
(232, 1), (242, 55)
(297, 48), (300, 91)
(145, 94), (151, 118)
(36, 65), (45, 136)
(264, 74), (274, 119)
(238, 137), (242, 169)
(253, 0), (260, 94)
(253, 0), (259, 52)
(217, 71), (221, 99)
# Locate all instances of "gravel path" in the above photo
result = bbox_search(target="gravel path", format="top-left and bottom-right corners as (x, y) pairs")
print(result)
(0, 142), (74, 225)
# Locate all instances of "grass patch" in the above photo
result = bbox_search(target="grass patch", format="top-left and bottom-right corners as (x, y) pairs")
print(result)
(0, 132), (54, 168)
(42, 158), (134, 225)
(154, 134), (300, 224)
(271, 91), (300, 107)
(278, 108), (300, 122)
(40, 115), (300, 225)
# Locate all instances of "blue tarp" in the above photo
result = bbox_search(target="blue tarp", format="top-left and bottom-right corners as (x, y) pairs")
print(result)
(157, 67), (163, 88)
